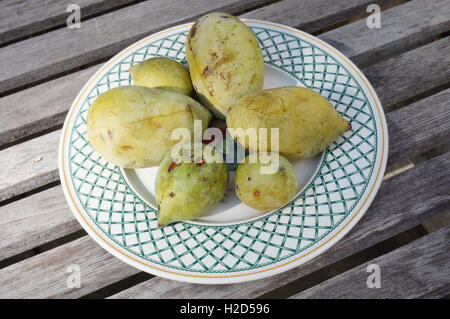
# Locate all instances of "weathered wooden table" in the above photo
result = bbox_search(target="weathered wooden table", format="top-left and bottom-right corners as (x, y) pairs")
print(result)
(0, 0), (449, 299)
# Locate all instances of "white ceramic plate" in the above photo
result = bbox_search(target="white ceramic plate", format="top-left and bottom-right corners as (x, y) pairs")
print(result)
(59, 19), (388, 284)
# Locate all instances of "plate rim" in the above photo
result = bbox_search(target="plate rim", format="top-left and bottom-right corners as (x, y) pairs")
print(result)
(58, 19), (389, 284)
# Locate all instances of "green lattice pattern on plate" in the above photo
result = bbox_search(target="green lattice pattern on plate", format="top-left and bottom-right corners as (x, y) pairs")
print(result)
(68, 26), (377, 272)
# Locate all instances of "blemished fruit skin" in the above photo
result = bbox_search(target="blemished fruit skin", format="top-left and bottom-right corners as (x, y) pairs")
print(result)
(155, 144), (229, 226)
(235, 154), (298, 211)
(227, 86), (351, 159)
(186, 12), (264, 119)
(86, 86), (211, 168)
(129, 57), (194, 96)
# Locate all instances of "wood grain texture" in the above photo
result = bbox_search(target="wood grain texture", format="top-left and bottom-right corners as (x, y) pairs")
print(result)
(0, 130), (59, 202)
(291, 226), (450, 299)
(319, 0), (450, 67)
(2, 0), (449, 146)
(0, 185), (78, 260)
(387, 88), (450, 166)
(241, 0), (397, 34)
(1, 88), (449, 261)
(0, 0), (272, 94)
(0, 65), (98, 147)
(0, 0), (137, 46)
(363, 36), (450, 112)
(0, 236), (139, 299)
(1, 150), (448, 298)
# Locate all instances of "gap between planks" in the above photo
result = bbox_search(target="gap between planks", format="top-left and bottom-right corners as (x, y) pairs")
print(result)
(258, 225), (428, 298)
(0, 0), (148, 47)
(290, 225), (450, 299)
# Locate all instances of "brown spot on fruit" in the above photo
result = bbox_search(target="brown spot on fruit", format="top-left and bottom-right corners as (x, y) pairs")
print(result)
(253, 190), (260, 197)
(107, 129), (113, 139)
(121, 145), (133, 151)
(190, 23), (198, 38)
(168, 162), (180, 172)
(248, 177), (252, 181)
(169, 192), (176, 198)
(203, 66), (213, 77)
(203, 55), (234, 78)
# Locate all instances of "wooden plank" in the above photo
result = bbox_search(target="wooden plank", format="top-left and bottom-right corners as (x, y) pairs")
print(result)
(363, 37), (450, 112)
(1, 149), (442, 299)
(0, 66), (98, 147)
(241, 0), (398, 34)
(0, 185), (78, 260)
(291, 226), (450, 299)
(387, 88), (450, 165)
(319, 0), (450, 67)
(422, 211), (450, 233)
(0, 0), (273, 95)
(0, 0), (137, 46)
(2, 0), (449, 146)
(2, 37), (449, 202)
(109, 152), (450, 298)
(0, 236), (139, 299)
(0, 130), (59, 202)
(1, 88), (449, 261)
